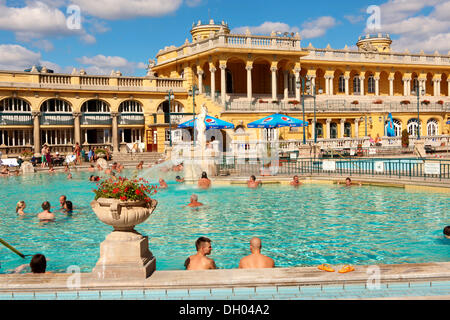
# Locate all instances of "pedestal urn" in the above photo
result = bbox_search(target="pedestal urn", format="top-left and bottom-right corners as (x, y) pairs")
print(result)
(91, 198), (158, 279)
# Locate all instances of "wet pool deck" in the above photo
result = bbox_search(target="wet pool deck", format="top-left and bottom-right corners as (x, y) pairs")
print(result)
(1, 262), (449, 300)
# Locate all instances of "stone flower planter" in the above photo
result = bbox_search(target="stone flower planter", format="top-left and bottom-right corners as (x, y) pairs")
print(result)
(91, 198), (158, 280)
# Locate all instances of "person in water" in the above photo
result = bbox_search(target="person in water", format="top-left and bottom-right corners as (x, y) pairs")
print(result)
(184, 237), (216, 270)
(16, 201), (26, 216)
(67, 173), (72, 180)
(290, 175), (302, 187)
(13, 254), (49, 274)
(187, 194), (203, 208)
(176, 176), (185, 183)
(198, 172), (211, 189)
(338, 177), (362, 187)
(136, 161), (144, 170)
(239, 237), (275, 269)
(38, 201), (55, 222)
(59, 195), (67, 208)
(159, 178), (168, 189)
(444, 226), (450, 239)
(247, 175), (262, 188)
(64, 201), (73, 215)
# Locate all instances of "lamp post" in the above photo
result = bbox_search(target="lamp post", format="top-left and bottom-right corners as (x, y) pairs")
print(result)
(309, 82), (323, 144)
(411, 86), (425, 140)
(188, 85), (200, 147)
(296, 77), (308, 145)
(165, 89), (175, 147)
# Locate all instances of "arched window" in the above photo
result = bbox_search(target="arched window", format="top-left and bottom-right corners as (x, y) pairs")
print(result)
(353, 76), (361, 94)
(81, 100), (110, 113)
(40, 99), (72, 113)
(412, 78), (419, 93)
(368, 76), (375, 94)
(338, 75), (345, 93)
(407, 119), (422, 137)
(385, 119), (402, 137)
(119, 100), (143, 113)
(234, 125), (246, 136)
(0, 98), (31, 112)
(427, 119), (439, 136)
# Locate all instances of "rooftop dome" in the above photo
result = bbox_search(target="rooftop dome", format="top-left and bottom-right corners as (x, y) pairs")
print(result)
(190, 19), (230, 42)
(356, 33), (392, 53)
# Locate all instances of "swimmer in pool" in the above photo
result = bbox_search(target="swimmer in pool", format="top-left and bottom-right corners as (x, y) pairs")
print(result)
(247, 175), (262, 188)
(16, 201), (26, 216)
(198, 172), (211, 189)
(290, 175), (302, 187)
(37, 201), (55, 222)
(159, 178), (168, 189)
(187, 194), (203, 208)
(444, 226), (450, 239)
(184, 237), (216, 270)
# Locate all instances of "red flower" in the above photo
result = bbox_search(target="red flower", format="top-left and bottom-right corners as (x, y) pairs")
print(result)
(120, 196), (127, 201)
(113, 188), (119, 194)
(135, 189), (142, 196)
(103, 189), (108, 193)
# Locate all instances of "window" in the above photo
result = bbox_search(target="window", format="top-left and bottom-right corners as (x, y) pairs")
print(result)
(330, 122), (338, 139)
(427, 119), (439, 136)
(119, 100), (143, 113)
(344, 123), (352, 137)
(41, 99), (72, 113)
(368, 76), (375, 94)
(0, 98), (31, 112)
(385, 119), (402, 137)
(353, 76), (361, 94)
(338, 75), (345, 93)
(407, 119), (421, 137)
(412, 78), (419, 93)
(316, 123), (323, 138)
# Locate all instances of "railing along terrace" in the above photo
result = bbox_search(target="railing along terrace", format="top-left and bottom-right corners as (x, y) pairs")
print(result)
(218, 157), (450, 181)
(118, 78), (143, 87)
(118, 114), (145, 125)
(304, 48), (450, 66)
(80, 113), (112, 126)
(40, 113), (74, 126)
(0, 112), (33, 126)
(226, 100), (450, 112)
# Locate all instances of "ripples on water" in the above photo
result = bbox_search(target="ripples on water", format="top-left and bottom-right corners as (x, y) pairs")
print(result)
(0, 170), (449, 273)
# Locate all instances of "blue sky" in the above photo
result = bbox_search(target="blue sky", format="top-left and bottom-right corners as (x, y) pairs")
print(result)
(0, 0), (449, 76)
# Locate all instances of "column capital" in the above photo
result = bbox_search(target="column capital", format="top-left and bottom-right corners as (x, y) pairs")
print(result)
(373, 76), (380, 81)
(111, 112), (119, 118)
(72, 112), (82, 118)
(294, 68), (301, 74)
(326, 118), (332, 124)
(219, 64), (227, 70)
(270, 66), (278, 73)
(197, 70), (204, 76)
(209, 66), (217, 73)
(354, 118), (359, 123)
(32, 111), (41, 118)
(359, 76), (365, 80)
(388, 77), (395, 81)
(245, 65), (253, 71)
(340, 118), (346, 124)
(343, 76), (350, 80)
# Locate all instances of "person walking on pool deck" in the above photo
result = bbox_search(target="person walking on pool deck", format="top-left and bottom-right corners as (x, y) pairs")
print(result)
(247, 175), (262, 188)
(187, 194), (203, 208)
(185, 237), (216, 270)
(239, 237), (275, 269)
(198, 172), (211, 189)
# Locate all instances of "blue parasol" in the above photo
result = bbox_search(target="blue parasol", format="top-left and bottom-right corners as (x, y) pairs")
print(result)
(447, 120), (450, 125)
(247, 113), (308, 129)
(386, 113), (396, 137)
(178, 115), (235, 130)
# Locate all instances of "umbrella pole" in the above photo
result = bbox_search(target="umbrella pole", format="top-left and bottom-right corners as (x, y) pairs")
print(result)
(0, 238), (26, 258)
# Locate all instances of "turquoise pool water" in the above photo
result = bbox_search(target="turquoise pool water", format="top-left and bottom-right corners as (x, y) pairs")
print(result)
(0, 170), (449, 274)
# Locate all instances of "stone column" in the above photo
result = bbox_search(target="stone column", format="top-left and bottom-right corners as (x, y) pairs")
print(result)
(389, 77), (394, 96)
(73, 112), (81, 145)
(325, 76), (329, 95)
(436, 80), (441, 96)
(354, 119), (359, 138)
(210, 66), (216, 100)
(283, 71), (289, 100)
(246, 65), (253, 101)
(220, 64), (227, 105)
(403, 79), (408, 96)
(329, 76), (334, 96)
(326, 119), (332, 139)
(271, 66), (278, 101)
(360, 76), (365, 96)
(433, 80), (437, 97)
(111, 112), (119, 153)
(32, 111), (41, 155)
(447, 79), (450, 97)
(340, 118), (346, 138)
(344, 76), (350, 95)
(197, 70), (204, 94)
(374, 77), (380, 96)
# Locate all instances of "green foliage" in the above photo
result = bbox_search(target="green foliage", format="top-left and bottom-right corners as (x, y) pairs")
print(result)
(93, 176), (157, 202)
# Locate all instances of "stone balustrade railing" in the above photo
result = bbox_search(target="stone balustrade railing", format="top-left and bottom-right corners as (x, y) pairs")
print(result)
(303, 48), (450, 66)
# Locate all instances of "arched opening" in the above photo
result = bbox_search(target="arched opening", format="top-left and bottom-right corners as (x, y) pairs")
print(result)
(366, 72), (376, 94)
(330, 122), (338, 139)
(118, 100), (145, 145)
(385, 119), (402, 137)
(393, 71), (403, 96)
(426, 73), (434, 96)
(427, 119), (439, 136)
(0, 98), (33, 148)
(344, 122), (352, 138)
(316, 122), (324, 138)
(334, 69), (344, 94)
(80, 99), (112, 145)
(441, 73), (448, 97)
(379, 71), (389, 96)
(252, 58), (271, 95)
(407, 118), (422, 137)
(316, 69), (326, 95)
(0, 97), (31, 112)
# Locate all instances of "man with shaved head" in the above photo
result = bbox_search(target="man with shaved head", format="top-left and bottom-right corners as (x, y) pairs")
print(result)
(238, 237), (275, 269)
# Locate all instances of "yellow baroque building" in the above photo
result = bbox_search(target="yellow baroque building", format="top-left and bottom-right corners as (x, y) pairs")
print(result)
(0, 19), (449, 156)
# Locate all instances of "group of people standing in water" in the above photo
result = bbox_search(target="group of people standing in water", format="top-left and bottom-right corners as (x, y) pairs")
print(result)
(16, 195), (73, 222)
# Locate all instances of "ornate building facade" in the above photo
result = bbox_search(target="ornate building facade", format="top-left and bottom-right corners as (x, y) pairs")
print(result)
(0, 19), (449, 156)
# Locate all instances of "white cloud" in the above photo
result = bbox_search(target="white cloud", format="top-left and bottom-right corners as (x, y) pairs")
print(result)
(344, 15), (364, 24)
(364, 0), (450, 53)
(0, 44), (41, 71)
(71, 0), (183, 20)
(300, 16), (337, 39)
(185, 0), (202, 7)
(76, 54), (147, 75)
